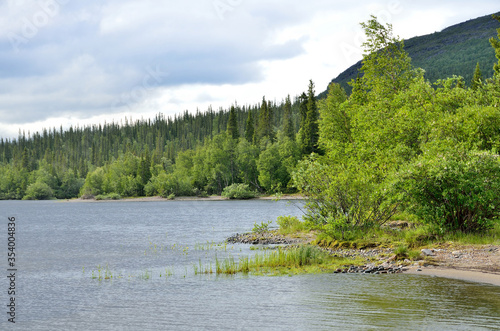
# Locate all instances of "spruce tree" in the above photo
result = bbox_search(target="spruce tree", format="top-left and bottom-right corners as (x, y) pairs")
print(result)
(471, 62), (483, 90)
(282, 95), (294, 140)
(299, 80), (320, 155)
(226, 105), (239, 139)
(256, 96), (273, 142)
(490, 14), (500, 76)
(244, 110), (255, 143)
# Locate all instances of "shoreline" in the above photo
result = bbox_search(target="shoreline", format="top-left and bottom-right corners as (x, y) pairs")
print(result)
(405, 265), (500, 286)
(60, 194), (305, 202)
(42, 197), (500, 285)
(226, 231), (500, 286)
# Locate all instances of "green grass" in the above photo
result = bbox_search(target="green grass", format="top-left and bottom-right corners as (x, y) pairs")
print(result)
(276, 215), (306, 235)
(312, 218), (500, 251)
(197, 246), (365, 276)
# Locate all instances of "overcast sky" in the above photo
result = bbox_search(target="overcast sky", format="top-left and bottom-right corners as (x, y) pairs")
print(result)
(0, 0), (498, 139)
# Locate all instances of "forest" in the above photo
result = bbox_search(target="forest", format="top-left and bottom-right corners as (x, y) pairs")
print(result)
(1, 15), (500, 235)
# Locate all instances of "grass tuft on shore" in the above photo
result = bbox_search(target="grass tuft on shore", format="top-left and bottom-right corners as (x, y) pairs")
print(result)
(196, 245), (365, 276)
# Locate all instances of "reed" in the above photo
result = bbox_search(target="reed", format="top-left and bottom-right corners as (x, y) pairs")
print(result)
(194, 245), (353, 276)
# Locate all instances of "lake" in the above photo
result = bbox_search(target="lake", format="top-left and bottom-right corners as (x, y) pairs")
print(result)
(1, 199), (499, 330)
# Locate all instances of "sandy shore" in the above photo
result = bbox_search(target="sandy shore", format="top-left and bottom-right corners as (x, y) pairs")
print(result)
(405, 265), (500, 286)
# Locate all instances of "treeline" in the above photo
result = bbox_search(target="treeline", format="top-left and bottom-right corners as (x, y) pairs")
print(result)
(0, 82), (321, 199)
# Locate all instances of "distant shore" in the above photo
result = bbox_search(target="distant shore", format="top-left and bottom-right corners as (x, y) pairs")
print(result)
(61, 194), (305, 202)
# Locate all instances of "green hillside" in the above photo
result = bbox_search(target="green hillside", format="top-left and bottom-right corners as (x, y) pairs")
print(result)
(320, 12), (500, 96)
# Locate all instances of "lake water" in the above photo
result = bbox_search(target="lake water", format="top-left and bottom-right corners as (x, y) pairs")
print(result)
(1, 199), (499, 330)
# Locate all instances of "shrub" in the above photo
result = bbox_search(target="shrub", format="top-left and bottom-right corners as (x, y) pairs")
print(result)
(276, 215), (305, 234)
(23, 182), (54, 200)
(221, 183), (257, 199)
(394, 151), (500, 233)
(95, 193), (122, 200)
(253, 220), (272, 233)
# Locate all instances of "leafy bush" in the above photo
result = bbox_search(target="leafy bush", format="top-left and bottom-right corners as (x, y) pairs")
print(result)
(221, 183), (257, 199)
(23, 181), (54, 200)
(252, 220), (272, 233)
(95, 193), (122, 200)
(394, 151), (500, 233)
(277, 215), (305, 235)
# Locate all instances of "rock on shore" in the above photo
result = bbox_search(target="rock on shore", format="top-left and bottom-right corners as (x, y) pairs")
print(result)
(226, 232), (303, 245)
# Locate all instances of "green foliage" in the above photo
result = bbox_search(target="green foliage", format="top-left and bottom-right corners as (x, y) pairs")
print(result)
(322, 12), (499, 95)
(471, 62), (484, 90)
(393, 151), (500, 233)
(226, 105), (239, 140)
(221, 183), (256, 199)
(294, 15), (500, 238)
(276, 215), (305, 235)
(490, 14), (500, 75)
(256, 96), (274, 143)
(298, 80), (320, 155)
(23, 181), (54, 200)
(0, 94), (305, 200)
(95, 193), (121, 200)
(252, 220), (272, 234)
(244, 110), (255, 143)
(282, 95), (295, 140)
(358, 15), (415, 98)
(257, 142), (289, 192)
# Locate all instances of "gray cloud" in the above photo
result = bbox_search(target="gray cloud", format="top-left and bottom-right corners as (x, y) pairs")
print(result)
(0, 0), (309, 124)
(0, 0), (498, 130)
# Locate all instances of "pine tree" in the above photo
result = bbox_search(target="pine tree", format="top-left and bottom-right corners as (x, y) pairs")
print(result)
(299, 80), (320, 155)
(244, 110), (255, 143)
(471, 62), (483, 90)
(256, 96), (273, 142)
(490, 14), (500, 76)
(226, 105), (239, 139)
(21, 147), (30, 171)
(282, 95), (294, 140)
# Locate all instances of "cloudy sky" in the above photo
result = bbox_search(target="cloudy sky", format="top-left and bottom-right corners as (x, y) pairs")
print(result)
(0, 0), (498, 139)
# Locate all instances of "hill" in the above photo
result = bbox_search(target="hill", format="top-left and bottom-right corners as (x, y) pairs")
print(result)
(320, 12), (500, 96)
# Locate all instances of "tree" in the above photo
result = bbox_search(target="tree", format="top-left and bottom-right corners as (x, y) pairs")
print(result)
(256, 96), (274, 143)
(282, 95), (295, 140)
(318, 83), (349, 154)
(226, 105), (239, 140)
(299, 80), (320, 155)
(490, 14), (500, 76)
(23, 181), (54, 200)
(244, 110), (255, 143)
(358, 15), (414, 99)
(471, 62), (483, 90)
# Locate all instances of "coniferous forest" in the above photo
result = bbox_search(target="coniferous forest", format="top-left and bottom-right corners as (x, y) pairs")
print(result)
(1, 14), (500, 236)
(0, 85), (317, 200)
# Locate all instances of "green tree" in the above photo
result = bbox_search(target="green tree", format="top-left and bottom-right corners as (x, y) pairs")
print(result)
(358, 15), (414, 99)
(471, 62), (483, 90)
(23, 181), (54, 200)
(227, 105), (239, 139)
(282, 95), (295, 140)
(256, 96), (274, 143)
(257, 142), (288, 192)
(301, 80), (320, 155)
(490, 14), (500, 76)
(244, 110), (255, 143)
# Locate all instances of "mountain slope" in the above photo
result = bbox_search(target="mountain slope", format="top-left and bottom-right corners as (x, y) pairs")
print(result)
(320, 12), (500, 96)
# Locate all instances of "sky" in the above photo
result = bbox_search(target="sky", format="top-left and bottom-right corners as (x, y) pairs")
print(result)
(0, 0), (498, 139)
